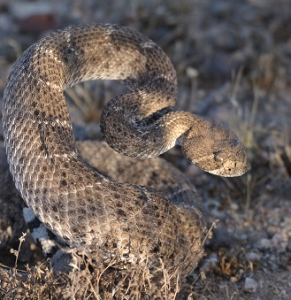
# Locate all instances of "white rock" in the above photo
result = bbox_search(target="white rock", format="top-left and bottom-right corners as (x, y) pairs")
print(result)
(244, 277), (258, 293)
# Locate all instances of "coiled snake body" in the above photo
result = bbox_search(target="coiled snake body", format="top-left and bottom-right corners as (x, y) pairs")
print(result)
(2, 24), (248, 276)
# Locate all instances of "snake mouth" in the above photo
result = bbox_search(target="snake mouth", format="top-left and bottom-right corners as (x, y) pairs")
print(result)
(207, 159), (250, 177)
(193, 151), (249, 177)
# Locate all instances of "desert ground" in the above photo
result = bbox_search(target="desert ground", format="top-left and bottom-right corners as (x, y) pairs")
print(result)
(0, 0), (291, 299)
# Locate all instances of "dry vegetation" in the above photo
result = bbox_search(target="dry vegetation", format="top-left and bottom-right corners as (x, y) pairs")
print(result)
(0, 0), (291, 299)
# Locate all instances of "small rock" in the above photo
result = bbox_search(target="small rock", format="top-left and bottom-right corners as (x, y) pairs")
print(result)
(186, 67), (199, 78)
(200, 253), (219, 273)
(0, 14), (13, 32)
(244, 277), (258, 293)
(246, 252), (262, 262)
(256, 238), (272, 250)
(10, 1), (53, 19)
(267, 225), (278, 236)
(271, 231), (288, 248)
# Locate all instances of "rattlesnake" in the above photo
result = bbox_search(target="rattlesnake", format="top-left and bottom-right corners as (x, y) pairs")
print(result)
(2, 24), (248, 281)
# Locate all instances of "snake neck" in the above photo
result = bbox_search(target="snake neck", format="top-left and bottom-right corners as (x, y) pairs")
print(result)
(100, 91), (202, 158)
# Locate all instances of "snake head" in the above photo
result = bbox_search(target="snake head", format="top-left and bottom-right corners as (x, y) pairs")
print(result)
(182, 123), (249, 177)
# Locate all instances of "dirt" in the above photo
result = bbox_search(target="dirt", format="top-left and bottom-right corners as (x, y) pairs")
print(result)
(0, 0), (291, 299)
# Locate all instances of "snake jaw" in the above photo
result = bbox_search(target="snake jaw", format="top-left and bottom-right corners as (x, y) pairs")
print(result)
(194, 155), (249, 177)
(182, 123), (249, 177)
(207, 157), (249, 177)
(186, 151), (249, 177)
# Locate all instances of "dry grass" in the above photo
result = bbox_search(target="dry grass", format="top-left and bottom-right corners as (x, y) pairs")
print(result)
(0, 236), (184, 299)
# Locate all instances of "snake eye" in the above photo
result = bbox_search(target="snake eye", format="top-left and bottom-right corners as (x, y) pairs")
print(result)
(214, 151), (224, 163)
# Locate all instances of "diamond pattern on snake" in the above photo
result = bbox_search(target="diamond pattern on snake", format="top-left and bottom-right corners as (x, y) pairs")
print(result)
(1, 24), (248, 286)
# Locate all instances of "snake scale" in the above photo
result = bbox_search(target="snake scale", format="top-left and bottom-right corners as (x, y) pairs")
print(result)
(2, 24), (248, 278)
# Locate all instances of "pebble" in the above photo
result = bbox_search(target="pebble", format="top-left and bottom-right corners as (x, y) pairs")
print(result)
(271, 229), (290, 249)
(200, 253), (219, 273)
(186, 67), (199, 78)
(9, 1), (53, 19)
(244, 277), (258, 293)
(0, 14), (13, 32)
(257, 238), (272, 250)
(246, 252), (262, 262)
